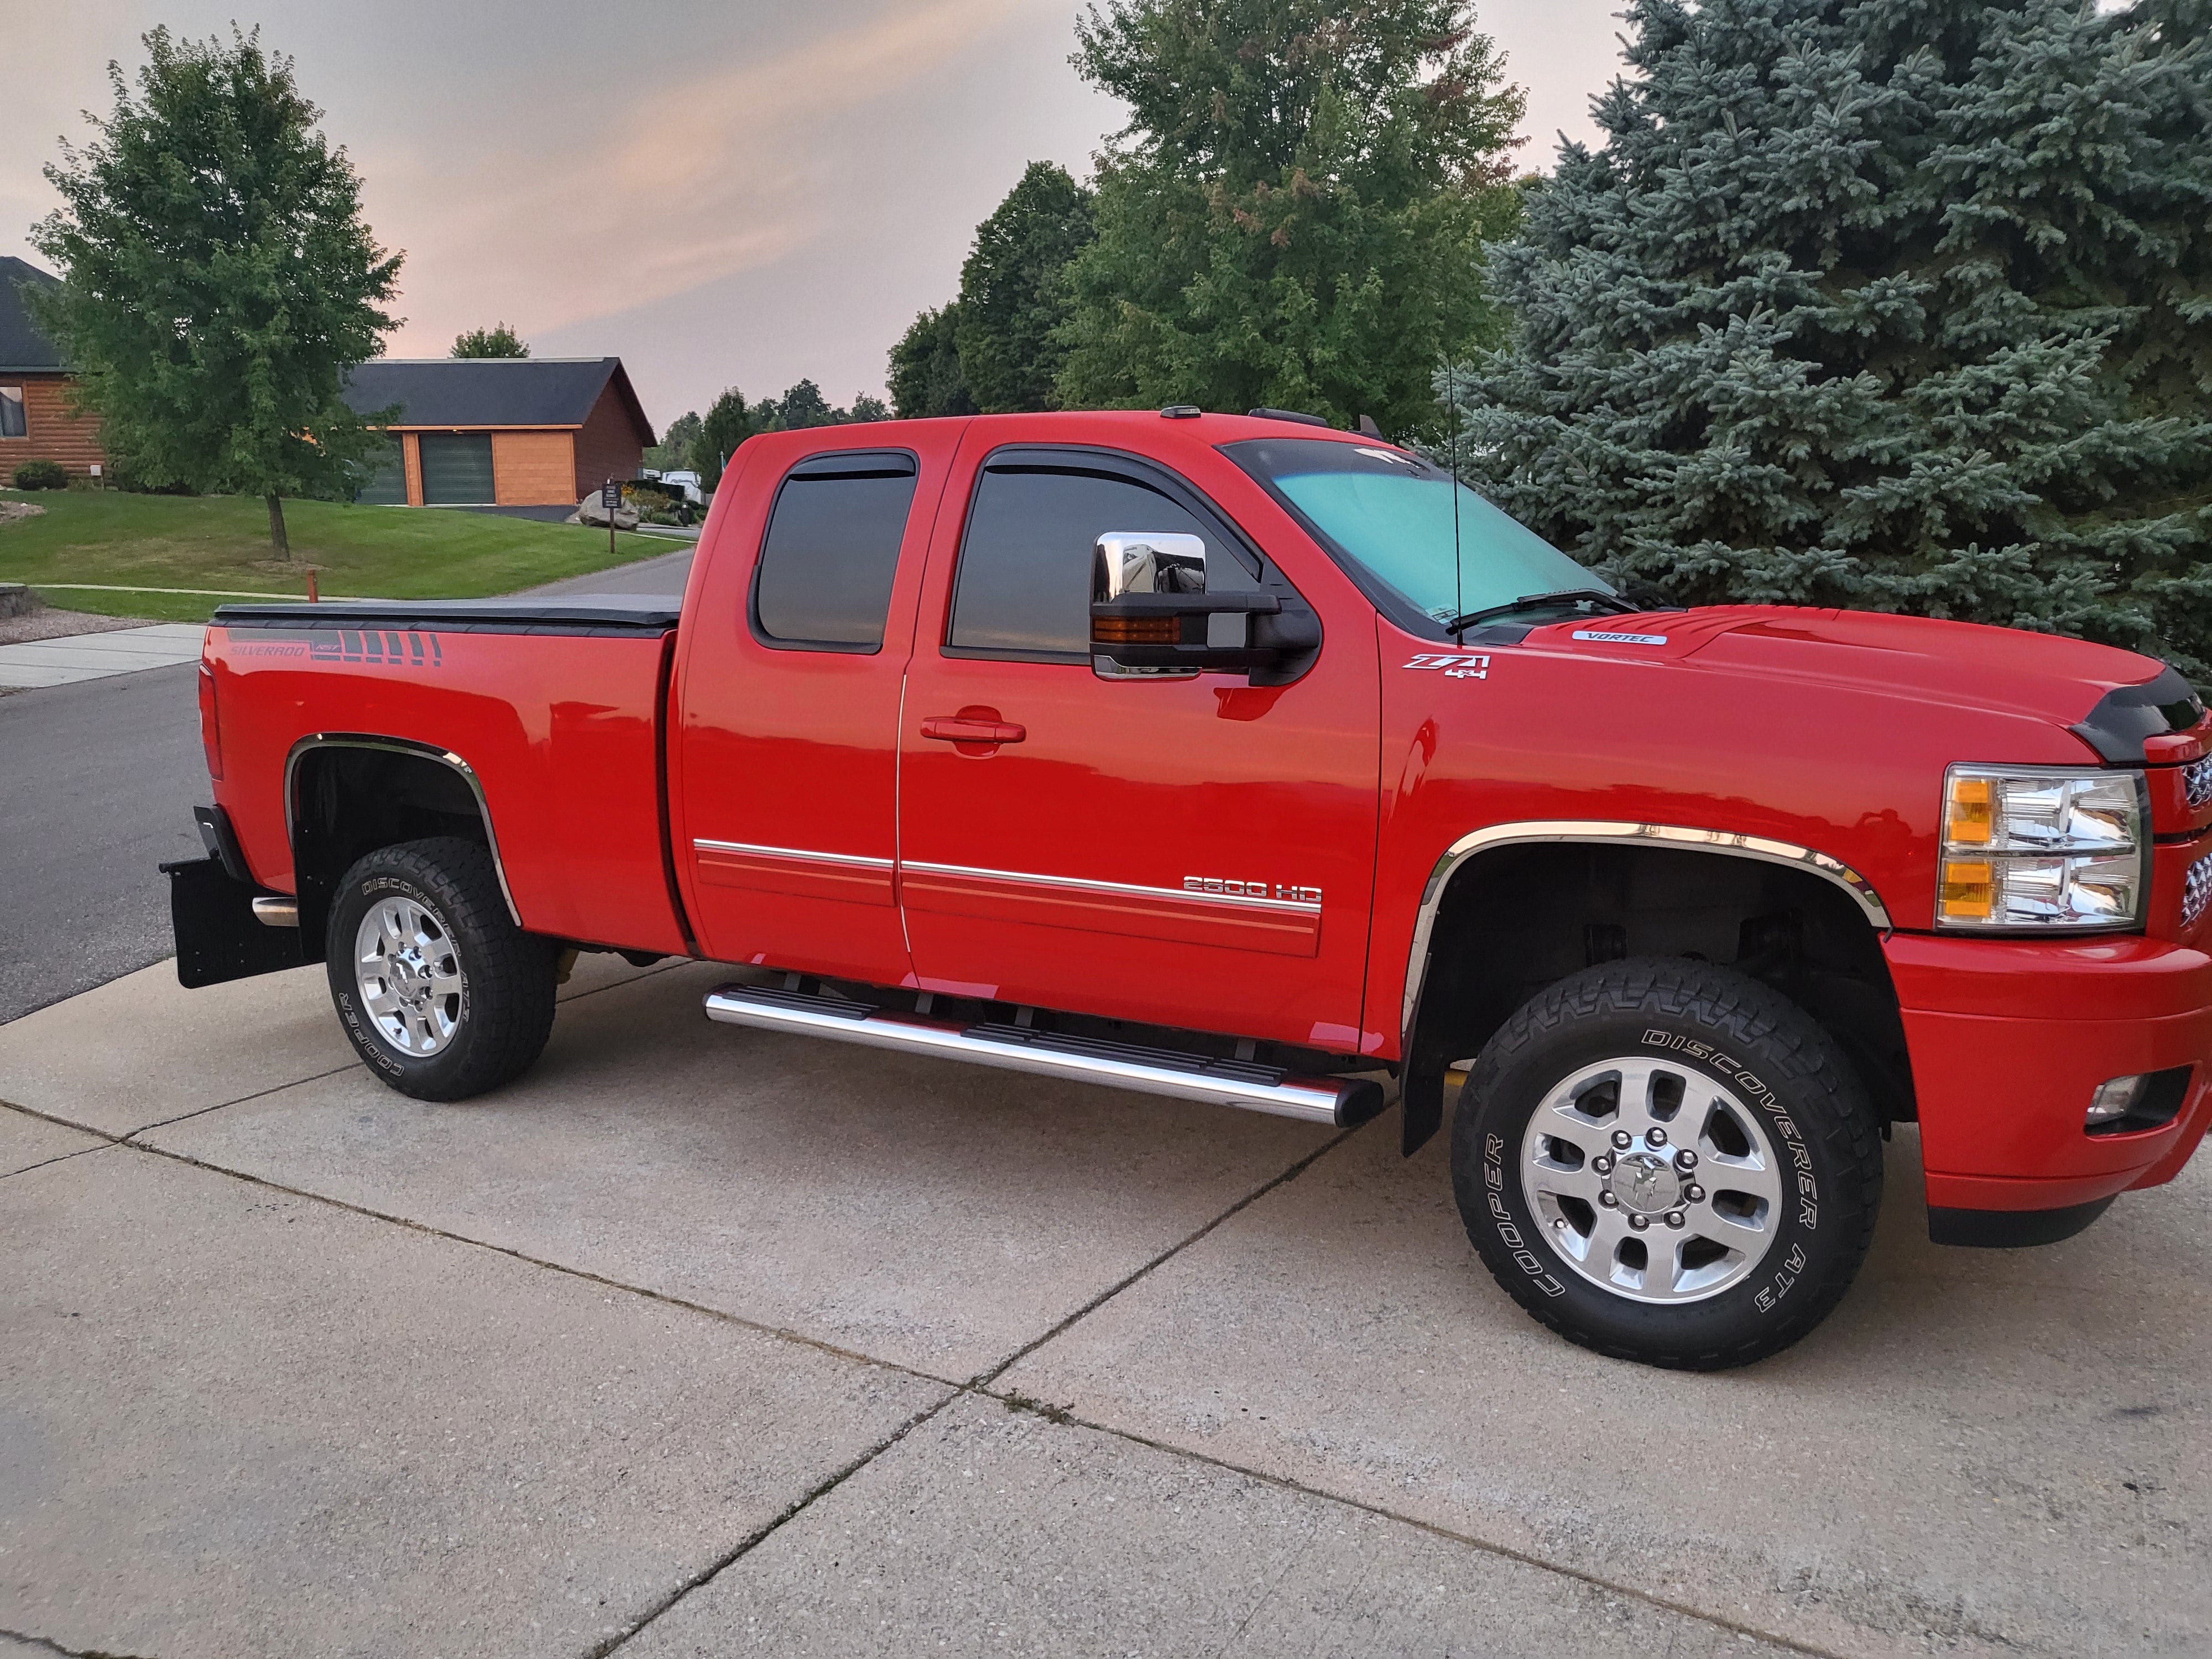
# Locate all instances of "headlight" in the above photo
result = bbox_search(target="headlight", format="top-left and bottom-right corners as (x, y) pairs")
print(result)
(1938, 765), (2147, 930)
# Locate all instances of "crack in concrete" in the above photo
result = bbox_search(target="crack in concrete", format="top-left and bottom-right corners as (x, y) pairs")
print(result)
(0, 1140), (113, 1183)
(0, 1623), (160, 1658)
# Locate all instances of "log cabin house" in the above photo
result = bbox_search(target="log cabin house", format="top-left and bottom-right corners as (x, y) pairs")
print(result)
(0, 257), (107, 481)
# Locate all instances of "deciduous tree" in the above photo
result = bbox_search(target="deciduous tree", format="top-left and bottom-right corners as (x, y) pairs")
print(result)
(1055, 0), (1524, 436)
(451, 322), (528, 358)
(30, 27), (401, 554)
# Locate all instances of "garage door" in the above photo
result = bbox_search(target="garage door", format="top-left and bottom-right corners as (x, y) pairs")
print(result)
(419, 433), (495, 504)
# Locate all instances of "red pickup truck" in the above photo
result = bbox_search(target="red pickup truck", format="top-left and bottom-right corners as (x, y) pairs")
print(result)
(173, 409), (2212, 1369)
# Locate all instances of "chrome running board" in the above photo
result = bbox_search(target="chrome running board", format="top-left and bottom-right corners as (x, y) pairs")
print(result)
(703, 982), (1385, 1127)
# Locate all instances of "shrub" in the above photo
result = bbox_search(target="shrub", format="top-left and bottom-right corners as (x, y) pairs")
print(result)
(11, 460), (69, 491)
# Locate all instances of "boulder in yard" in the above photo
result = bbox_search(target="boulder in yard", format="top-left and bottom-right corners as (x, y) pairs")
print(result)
(568, 495), (640, 530)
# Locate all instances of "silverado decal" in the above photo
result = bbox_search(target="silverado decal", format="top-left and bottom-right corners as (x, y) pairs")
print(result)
(1402, 652), (1489, 680)
(223, 627), (443, 667)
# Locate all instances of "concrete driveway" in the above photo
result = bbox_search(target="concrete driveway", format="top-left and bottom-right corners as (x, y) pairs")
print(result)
(1, 956), (2203, 1658)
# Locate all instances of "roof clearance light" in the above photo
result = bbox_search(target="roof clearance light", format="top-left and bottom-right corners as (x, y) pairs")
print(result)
(1937, 766), (2145, 931)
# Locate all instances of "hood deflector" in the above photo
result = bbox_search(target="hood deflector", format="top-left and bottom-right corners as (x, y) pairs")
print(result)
(2070, 666), (2208, 763)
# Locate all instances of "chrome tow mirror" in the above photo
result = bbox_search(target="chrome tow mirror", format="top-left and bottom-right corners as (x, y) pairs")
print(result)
(1096, 531), (1209, 599)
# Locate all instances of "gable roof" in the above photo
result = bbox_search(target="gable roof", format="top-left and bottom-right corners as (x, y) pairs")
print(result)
(0, 257), (67, 372)
(340, 357), (654, 442)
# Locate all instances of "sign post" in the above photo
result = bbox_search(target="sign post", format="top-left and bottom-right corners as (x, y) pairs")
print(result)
(601, 478), (620, 559)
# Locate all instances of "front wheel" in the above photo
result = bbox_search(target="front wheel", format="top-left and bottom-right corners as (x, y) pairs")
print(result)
(1452, 959), (1884, 1369)
(326, 837), (558, 1102)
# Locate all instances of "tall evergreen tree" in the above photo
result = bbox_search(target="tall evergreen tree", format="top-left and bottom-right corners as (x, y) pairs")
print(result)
(1456, 0), (2212, 677)
(955, 162), (1096, 411)
(693, 388), (753, 490)
(1055, 0), (1525, 435)
(30, 27), (401, 554)
(889, 304), (978, 418)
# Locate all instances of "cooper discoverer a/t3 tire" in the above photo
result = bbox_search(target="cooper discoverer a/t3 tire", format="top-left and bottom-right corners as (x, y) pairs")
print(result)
(1451, 958), (1883, 1369)
(325, 837), (558, 1102)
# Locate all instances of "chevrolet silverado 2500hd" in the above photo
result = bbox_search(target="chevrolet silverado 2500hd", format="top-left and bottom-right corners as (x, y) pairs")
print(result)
(170, 409), (2212, 1368)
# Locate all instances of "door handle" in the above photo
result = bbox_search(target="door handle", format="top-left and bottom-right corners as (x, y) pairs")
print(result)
(920, 715), (1026, 745)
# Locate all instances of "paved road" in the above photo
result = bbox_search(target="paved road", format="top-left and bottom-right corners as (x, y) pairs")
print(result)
(1, 958), (2203, 1656)
(528, 545), (692, 596)
(0, 662), (204, 1022)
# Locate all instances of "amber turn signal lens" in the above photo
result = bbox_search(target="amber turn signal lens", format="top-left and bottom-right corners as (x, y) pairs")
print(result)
(1093, 615), (1180, 645)
(1938, 858), (1994, 920)
(1944, 775), (1992, 844)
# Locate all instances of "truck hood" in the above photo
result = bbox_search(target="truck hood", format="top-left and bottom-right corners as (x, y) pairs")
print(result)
(1531, 606), (2202, 762)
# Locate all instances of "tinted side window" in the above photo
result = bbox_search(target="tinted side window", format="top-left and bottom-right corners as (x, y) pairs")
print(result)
(753, 452), (920, 651)
(948, 466), (1251, 660)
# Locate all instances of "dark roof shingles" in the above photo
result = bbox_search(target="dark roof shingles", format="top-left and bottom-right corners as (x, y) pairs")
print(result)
(0, 257), (66, 372)
(340, 357), (634, 429)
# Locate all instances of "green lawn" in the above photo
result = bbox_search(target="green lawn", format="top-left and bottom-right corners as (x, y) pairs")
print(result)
(0, 490), (675, 622)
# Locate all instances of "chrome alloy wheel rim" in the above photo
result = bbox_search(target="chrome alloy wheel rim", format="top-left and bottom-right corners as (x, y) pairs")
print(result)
(354, 896), (465, 1057)
(1519, 1056), (1785, 1304)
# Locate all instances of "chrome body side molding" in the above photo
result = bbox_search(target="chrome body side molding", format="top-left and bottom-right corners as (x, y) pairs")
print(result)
(692, 838), (895, 870)
(283, 734), (523, 926)
(1399, 820), (1895, 1044)
(704, 982), (1385, 1127)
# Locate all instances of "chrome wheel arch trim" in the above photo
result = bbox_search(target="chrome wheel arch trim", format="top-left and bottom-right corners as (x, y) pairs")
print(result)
(283, 733), (523, 926)
(1399, 820), (1895, 1044)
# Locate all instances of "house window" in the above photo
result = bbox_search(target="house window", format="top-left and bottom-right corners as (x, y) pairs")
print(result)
(0, 387), (25, 440)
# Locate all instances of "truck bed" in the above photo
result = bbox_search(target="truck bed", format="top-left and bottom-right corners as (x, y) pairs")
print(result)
(206, 596), (689, 957)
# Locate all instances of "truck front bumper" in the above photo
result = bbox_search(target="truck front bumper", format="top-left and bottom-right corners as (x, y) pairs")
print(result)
(1884, 935), (2212, 1244)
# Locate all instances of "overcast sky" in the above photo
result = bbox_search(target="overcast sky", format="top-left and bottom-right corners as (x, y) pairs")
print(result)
(1, 0), (1626, 431)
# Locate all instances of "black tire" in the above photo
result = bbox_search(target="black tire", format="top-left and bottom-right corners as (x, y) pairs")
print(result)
(325, 837), (558, 1102)
(1451, 959), (1883, 1369)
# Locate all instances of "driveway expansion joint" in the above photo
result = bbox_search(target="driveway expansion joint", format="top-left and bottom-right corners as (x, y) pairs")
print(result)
(969, 1123), (1364, 1390)
(966, 1392), (1851, 1659)
(588, 1387), (971, 1657)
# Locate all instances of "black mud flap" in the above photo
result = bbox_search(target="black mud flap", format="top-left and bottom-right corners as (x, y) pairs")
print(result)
(163, 854), (306, 989)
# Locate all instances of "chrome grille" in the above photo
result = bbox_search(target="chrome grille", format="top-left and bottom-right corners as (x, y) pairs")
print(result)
(2187, 754), (2212, 813)
(2186, 853), (2212, 931)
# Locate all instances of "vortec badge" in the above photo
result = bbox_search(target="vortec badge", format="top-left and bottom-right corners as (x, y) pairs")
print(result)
(1402, 653), (1489, 680)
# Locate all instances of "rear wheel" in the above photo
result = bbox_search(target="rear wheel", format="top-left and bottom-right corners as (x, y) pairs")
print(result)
(1451, 959), (1883, 1369)
(326, 837), (557, 1101)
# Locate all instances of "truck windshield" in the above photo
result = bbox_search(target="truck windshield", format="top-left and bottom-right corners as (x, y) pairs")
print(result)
(1223, 437), (1610, 628)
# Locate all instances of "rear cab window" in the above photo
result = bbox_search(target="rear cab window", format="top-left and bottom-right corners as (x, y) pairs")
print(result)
(751, 449), (921, 653)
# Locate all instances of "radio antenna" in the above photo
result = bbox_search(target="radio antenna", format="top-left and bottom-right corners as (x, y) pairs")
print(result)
(1446, 356), (1464, 626)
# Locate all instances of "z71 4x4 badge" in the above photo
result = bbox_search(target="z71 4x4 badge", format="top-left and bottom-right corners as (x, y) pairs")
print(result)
(1402, 652), (1489, 680)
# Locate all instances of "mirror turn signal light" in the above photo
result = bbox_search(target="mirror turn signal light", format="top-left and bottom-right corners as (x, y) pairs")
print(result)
(1093, 615), (1181, 645)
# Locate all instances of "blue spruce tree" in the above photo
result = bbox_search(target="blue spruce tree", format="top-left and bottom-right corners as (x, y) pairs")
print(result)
(1455, 0), (2212, 677)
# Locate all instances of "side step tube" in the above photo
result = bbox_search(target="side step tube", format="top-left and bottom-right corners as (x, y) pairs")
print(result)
(703, 982), (1385, 1128)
